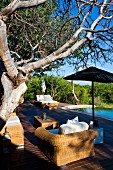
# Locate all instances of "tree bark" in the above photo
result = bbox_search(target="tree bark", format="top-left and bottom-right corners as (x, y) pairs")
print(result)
(0, 0), (47, 19)
(71, 80), (79, 104)
(0, 19), (18, 80)
(0, 73), (27, 129)
(19, 38), (87, 74)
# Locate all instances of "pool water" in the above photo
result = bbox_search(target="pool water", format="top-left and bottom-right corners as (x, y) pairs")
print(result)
(81, 108), (113, 120)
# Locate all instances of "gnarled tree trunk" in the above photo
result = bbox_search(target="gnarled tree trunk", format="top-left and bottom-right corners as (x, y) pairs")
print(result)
(0, 73), (27, 129)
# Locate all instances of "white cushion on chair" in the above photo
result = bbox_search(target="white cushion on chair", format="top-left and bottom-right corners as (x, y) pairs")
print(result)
(44, 95), (53, 101)
(5, 116), (20, 126)
(36, 95), (44, 101)
(67, 116), (79, 124)
(6, 116), (20, 122)
(59, 122), (89, 134)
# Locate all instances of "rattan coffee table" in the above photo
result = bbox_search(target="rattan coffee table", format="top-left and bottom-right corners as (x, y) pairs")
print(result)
(34, 116), (59, 129)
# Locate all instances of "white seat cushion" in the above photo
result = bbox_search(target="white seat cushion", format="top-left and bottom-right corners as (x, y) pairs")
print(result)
(41, 100), (58, 103)
(44, 95), (53, 102)
(36, 95), (44, 101)
(67, 116), (79, 124)
(5, 121), (22, 127)
(59, 122), (89, 134)
(6, 116), (20, 123)
(5, 116), (21, 126)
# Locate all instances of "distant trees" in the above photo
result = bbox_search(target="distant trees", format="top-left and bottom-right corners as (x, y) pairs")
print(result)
(94, 83), (113, 106)
(25, 75), (113, 107)
(25, 75), (73, 103)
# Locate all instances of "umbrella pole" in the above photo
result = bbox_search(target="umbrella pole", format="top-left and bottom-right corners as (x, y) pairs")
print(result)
(92, 81), (95, 123)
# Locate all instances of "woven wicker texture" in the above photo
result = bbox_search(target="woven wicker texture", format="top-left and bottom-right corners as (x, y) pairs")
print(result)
(0, 113), (24, 147)
(1, 125), (24, 146)
(35, 127), (98, 166)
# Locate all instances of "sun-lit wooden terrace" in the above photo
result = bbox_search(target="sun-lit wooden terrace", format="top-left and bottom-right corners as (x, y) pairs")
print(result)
(1, 102), (113, 170)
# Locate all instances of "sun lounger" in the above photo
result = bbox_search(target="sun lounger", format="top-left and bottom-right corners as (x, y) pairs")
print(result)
(36, 95), (59, 109)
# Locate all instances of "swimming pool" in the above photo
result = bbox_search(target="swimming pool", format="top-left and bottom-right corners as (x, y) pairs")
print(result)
(81, 108), (113, 120)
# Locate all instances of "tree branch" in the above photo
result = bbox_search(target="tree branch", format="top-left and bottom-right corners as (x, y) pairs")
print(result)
(16, 32), (46, 66)
(17, 37), (88, 73)
(85, 26), (113, 33)
(0, 0), (47, 19)
(14, 12), (37, 28)
(0, 19), (18, 79)
(10, 51), (21, 59)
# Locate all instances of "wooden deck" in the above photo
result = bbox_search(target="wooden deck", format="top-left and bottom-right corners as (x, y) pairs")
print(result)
(1, 102), (113, 170)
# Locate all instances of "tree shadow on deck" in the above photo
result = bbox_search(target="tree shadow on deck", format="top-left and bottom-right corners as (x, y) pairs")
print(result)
(99, 158), (113, 170)
(0, 149), (62, 170)
(95, 143), (113, 168)
(15, 102), (113, 169)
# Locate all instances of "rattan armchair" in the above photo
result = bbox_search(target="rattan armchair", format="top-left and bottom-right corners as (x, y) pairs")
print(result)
(35, 127), (98, 166)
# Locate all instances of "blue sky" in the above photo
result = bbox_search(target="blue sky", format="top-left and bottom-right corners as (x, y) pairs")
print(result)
(46, 62), (113, 85)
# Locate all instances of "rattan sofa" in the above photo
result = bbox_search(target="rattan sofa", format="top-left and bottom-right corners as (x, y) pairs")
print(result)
(34, 127), (98, 166)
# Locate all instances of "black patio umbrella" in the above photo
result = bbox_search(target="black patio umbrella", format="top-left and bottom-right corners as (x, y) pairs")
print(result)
(64, 66), (113, 124)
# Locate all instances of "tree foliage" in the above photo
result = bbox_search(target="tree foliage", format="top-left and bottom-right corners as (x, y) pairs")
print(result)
(0, 0), (113, 127)
(25, 76), (113, 107)
(4, 0), (80, 70)
(24, 75), (73, 102)
(94, 83), (113, 105)
(25, 75), (91, 104)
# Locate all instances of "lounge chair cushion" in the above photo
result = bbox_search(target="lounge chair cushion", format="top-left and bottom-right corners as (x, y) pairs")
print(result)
(59, 122), (89, 134)
(36, 95), (57, 102)
(44, 95), (53, 102)
(36, 95), (44, 102)
(36, 94), (59, 109)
